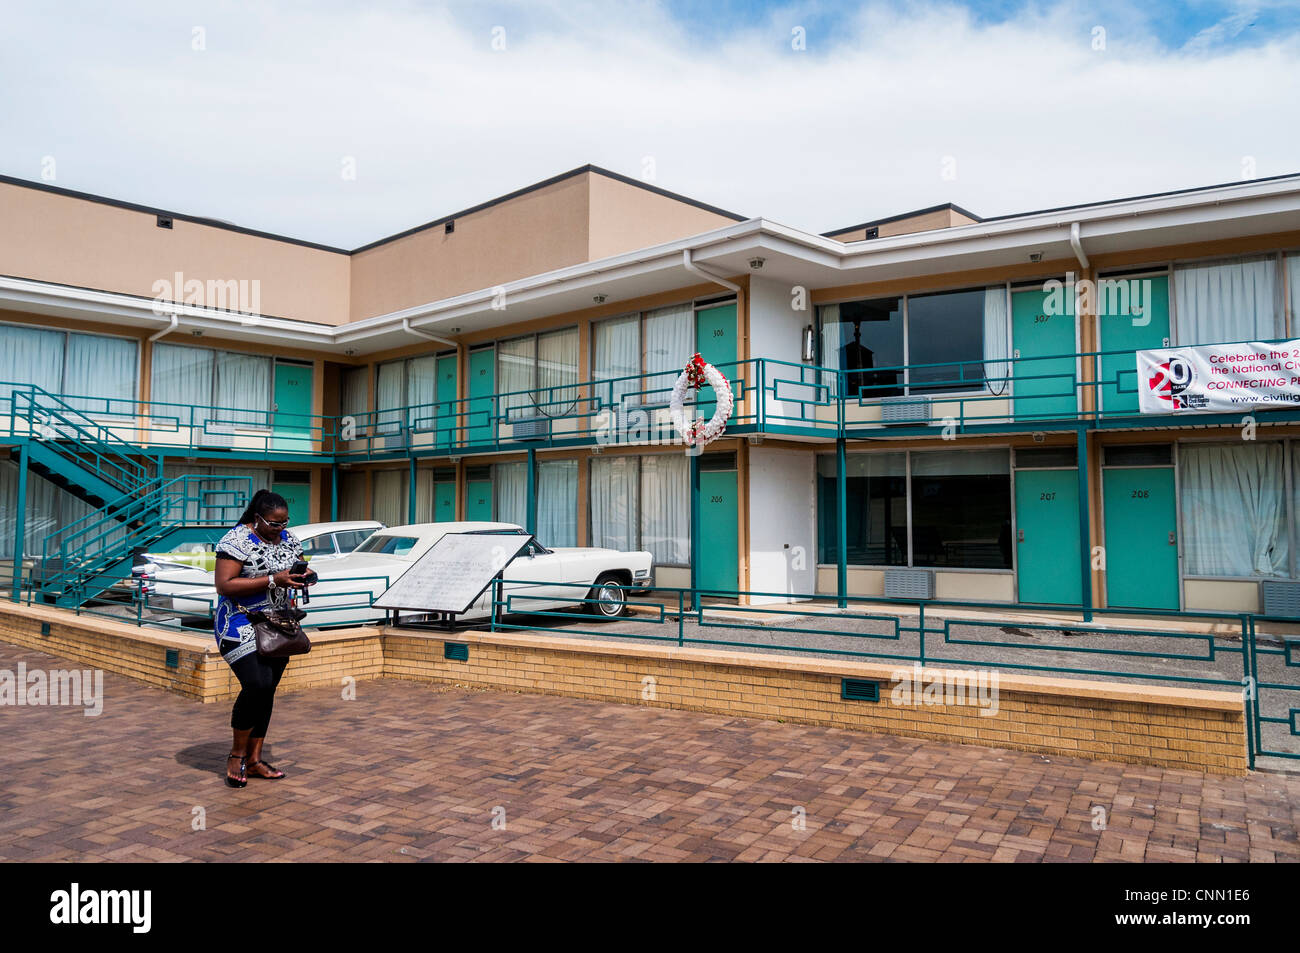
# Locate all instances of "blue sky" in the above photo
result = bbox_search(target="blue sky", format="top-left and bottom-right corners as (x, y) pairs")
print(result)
(1, 0), (1297, 246)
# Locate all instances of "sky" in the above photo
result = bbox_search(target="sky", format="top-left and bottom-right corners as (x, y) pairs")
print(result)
(1, 0), (1298, 248)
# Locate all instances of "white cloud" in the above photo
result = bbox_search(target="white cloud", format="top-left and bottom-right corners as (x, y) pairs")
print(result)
(0, 0), (1296, 246)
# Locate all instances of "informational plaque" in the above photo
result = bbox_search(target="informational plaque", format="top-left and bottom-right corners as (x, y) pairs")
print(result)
(373, 533), (531, 614)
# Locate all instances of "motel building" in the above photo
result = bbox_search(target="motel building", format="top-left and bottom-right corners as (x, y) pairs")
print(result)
(1, 165), (1300, 618)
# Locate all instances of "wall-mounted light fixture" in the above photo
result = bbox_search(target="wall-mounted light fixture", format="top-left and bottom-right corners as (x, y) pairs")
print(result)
(801, 325), (815, 362)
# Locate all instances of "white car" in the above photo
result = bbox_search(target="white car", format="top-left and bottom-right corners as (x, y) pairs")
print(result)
(218, 521), (654, 628)
(133, 520), (385, 613)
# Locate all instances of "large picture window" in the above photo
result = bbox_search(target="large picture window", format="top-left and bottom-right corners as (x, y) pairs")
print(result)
(1181, 443), (1288, 577)
(590, 453), (689, 566)
(0, 324), (138, 411)
(1173, 255), (1282, 345)
(498, 328), (578, 422)
(819, 286), (1008, 399)
(817, 449), (1012, 570)
(151, 343), (271, 427)
(375, 353), (448, 434)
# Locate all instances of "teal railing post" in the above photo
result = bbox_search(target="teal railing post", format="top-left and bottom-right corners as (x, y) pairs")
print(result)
(689, 449), (700, 609)
(11, 441), (29, 602)
(1076, 425), (1093, 622)
(525, 448), (537, 535)
(836, 436), (848, 609)
(330, 463), (339, 521)
(408, 456), (417, 524)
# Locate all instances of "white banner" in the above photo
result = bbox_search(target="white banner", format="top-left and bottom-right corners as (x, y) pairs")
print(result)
(1136, 340), (1300, 414)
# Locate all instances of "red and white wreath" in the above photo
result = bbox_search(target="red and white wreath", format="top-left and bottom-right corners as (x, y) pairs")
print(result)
(669, 353), (734, 447)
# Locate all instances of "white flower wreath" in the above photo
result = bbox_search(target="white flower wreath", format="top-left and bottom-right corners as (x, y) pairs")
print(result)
(669, 354), (734, 447)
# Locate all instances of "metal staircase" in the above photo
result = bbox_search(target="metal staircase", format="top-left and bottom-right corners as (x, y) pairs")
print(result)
(8, 386), (248, 606)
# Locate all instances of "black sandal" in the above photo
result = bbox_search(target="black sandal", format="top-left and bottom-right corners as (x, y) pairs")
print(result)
(248, 759), (285, 780)
(225, 753), (247, 788)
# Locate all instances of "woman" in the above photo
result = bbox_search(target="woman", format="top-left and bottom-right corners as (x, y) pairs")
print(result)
(213, 489), (314, 788)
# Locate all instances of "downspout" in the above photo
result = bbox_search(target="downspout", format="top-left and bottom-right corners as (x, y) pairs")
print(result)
(148, 312), (178, 343)
(402, 317), (458, 348)
(1069, 222), (1089, 270)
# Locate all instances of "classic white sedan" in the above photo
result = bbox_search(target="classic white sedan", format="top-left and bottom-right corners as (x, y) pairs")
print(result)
(250, 521), (654, 628)
(132, 519), (385, 613)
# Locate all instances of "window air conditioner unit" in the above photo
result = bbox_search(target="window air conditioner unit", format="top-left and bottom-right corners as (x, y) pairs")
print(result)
(511, 415), (549, 440)
(1260, 581), (1300, 617)
(197, 422), (236, 448)
(879, 395), (932, 425)
(884, 568), (934, 599)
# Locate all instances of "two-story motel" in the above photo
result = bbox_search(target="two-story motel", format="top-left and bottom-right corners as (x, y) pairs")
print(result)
(2, 165), (1299, 614)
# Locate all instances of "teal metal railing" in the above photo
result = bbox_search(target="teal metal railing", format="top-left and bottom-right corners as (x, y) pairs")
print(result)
(486, 579), (1298, 768)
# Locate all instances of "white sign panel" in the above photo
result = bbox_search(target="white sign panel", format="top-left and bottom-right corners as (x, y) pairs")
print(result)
(373, 533), (529, 614)
(1136, 340), (1300, 414)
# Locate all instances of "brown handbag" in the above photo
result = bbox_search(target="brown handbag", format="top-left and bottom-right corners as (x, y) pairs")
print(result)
(239, 604), (312, 658)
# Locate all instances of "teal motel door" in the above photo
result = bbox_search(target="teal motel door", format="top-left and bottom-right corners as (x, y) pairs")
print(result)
(467, 347), (495, 446)
(435, 353), (458, 450)
(1098, 273), (1170, 416)
(1011, 288), (1077, 422)
(1102, 463), (1179, 610)
(696, 453), (739, 595)
(465, 478), (493, 521)
(272, 362), (314, 451)
(1014, 468), (1082, 605)
(434, 479), (456, 522)
(695, 303), (737, 421)
(272, 481), (311, 525)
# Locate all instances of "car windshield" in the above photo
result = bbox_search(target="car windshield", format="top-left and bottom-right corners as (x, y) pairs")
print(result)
(354, 535), (418, 556)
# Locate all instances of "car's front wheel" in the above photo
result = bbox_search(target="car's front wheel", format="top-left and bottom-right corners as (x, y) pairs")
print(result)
(587, 573), (627, 618)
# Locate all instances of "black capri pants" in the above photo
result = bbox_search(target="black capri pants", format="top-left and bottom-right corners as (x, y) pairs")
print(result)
(223, 647), (288, 738)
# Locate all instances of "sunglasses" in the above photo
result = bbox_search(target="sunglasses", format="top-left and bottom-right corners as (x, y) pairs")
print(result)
(257, 516), (290, 529)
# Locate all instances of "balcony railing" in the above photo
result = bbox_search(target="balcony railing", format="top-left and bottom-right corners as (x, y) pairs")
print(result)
(1, 340), (1292, 462)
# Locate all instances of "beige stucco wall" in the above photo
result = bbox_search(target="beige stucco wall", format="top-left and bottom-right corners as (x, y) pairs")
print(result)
(0, 181), (351, 325)
(586, 173), (740, 261)
(827, 207), (979, 243)
(348, 174), (593, 322)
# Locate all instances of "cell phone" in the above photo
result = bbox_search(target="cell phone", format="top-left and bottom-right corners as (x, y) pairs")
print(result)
(288, 559), (317, 604)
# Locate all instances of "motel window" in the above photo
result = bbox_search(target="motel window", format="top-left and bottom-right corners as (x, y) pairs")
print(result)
(0, 324), (138, 412)
(537, 459), (578, 548)
(371, 469), (409, 528)
(340, 366), (369, 434)
(592, 315), (640, 408)
(818, 287), (1008, 399)
(590, 453), (690, 566)
(495, 462), (528, 528)
(337, 471), (367, 522)
(591, 303), (696, 408)
(817, 449), (1012, 570)
(374, 353), (449, 434)
(497, 328), (578, 422)
(1180, 443), (1289, 578)
(150, 343), (272, 427)
(1173, 255), (1282, 345)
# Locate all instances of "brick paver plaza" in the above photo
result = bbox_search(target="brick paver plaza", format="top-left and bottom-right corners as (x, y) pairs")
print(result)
(2, 641), (1298, 862)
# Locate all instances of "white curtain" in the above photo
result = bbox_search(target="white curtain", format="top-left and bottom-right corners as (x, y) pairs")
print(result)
(415, 468), (435, 522)
(536, 459), (577, 547)
(983, 286), (1010, 396)
(1288, 255), (1299, 336)
(405, 356), (437, 430)
(818, 304), (843, 395)
(0, 325), (64, 402)
(64, 334), (138, 414)
(590, 456), (639, 551)
(494, 462), (527, 528)
(372, 470), (409, 527)
(1182, 443), (1288, 577)
(151, 343), (215, 431)
(1174, 257), (1281, 345)
(643, 304), (692, 404)
(593, 315), (640, 409)
(497, 336), (535, 421)
(640, 452), (689, 565)
(339, 471), (367, 522)
(340, 366), (369, 436)
(537, 327), (578, 414)
(375, 361), (404, 435)
(214, 352), (271, 427)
